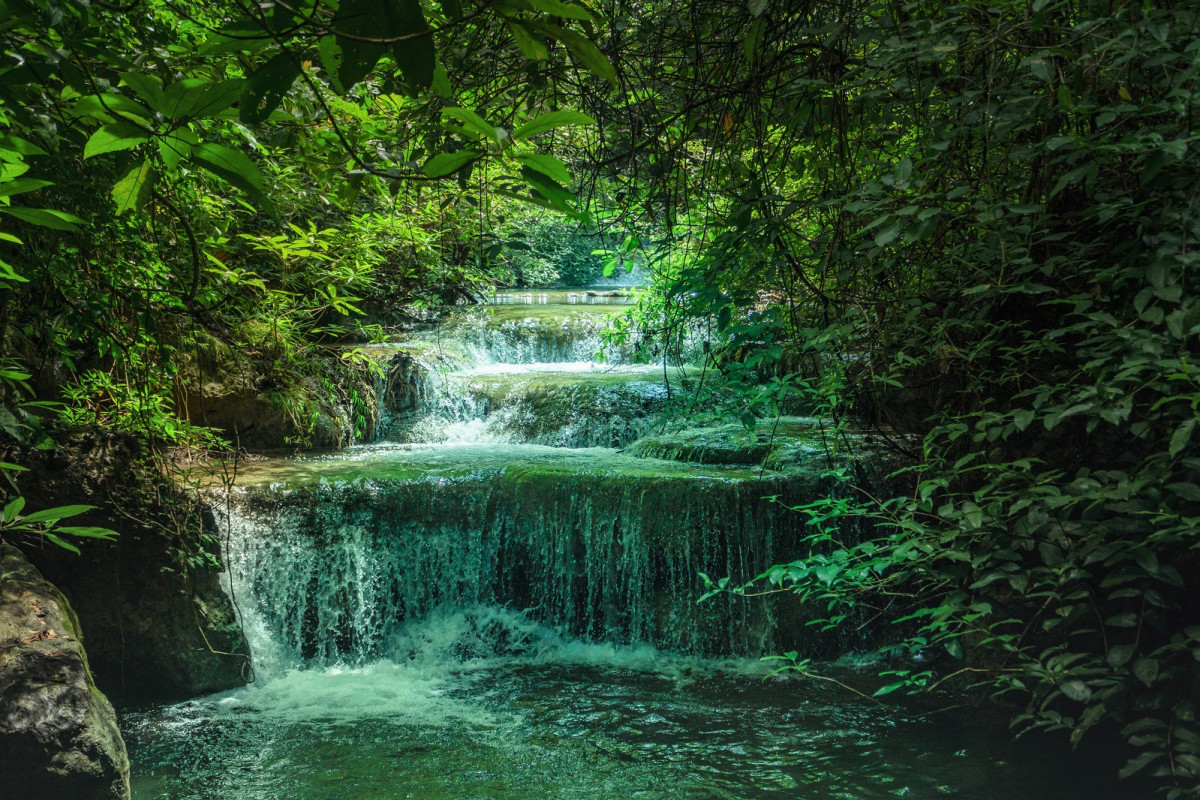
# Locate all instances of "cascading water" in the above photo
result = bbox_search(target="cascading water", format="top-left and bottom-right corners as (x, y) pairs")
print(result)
(121, 289), (1133, 800)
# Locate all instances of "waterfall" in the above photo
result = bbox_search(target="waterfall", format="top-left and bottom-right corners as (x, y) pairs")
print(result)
(217, 288), (862, 678)
(219, 453), (857, 677)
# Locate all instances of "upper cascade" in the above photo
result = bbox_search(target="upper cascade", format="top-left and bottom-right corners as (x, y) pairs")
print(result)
(372, 288), (702, 447)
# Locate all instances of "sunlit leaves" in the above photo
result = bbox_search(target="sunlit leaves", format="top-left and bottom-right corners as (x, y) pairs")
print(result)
(83, 121), (148, 159)
(514, 153), (570, 185)
(111, 160), (155, 215)
(190, 144), (273, 213)
(443, 107), (499, 140)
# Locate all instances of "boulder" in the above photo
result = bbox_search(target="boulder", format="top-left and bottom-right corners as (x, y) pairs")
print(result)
(0, 543), (130, 800)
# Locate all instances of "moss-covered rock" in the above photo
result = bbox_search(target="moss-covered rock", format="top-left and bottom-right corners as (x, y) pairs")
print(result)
(175, 332), (378, 451)
(0, 543), (130, 800)
(626, 418), (829, 467)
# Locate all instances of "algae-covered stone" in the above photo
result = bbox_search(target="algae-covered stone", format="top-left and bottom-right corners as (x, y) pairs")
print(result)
(626, 418), (829, 467)
(0, 544), (130, 800)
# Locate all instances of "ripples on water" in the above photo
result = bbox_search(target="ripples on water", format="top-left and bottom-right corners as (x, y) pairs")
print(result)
(123, 607), (1131, 800)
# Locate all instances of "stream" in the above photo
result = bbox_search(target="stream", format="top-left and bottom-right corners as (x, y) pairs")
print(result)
(122, 290), (1132, 799)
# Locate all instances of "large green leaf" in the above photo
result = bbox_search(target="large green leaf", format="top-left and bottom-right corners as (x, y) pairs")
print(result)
(514, 152), (570, 184)
(0, 135), (47, 157)
(162, 78), (209, 120)
(423, 149), (481, 177)
(529, 22), (615, 82)
(118, 72), (167, 114)
(83, 121), (149, 159)
(158, 128), (200, 171)
(332, 0), (435, 90)
(506, 20), (549, 60)
(442, 107), (498, 140)
(0, 178), (52, 197)
(240, 54), (300, 124)
(525, 0), (593, 21)
(20, 504), (96, 524)
(190, 144), (273, 213)
(519, 165), (578, 213)
(0, 206), (86, 231)
(111, 159), (155, 215)
(512, 110), (595, 140)
(179, 78), (248, 120)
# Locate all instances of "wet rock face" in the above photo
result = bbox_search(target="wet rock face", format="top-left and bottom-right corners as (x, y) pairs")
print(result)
(0, 544), (130, 800)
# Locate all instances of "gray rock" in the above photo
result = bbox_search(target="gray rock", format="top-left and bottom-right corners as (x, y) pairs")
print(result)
(0, 543), (130, 800)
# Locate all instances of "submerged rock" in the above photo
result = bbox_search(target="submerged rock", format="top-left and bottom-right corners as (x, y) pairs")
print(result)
(0, 544), (130, 800)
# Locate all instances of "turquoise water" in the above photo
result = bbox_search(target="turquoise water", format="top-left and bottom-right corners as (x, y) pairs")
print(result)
(122, 608), (1130, 800)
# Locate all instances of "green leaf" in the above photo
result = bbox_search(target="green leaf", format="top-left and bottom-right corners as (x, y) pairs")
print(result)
(1119, 751), (1163, 780)
(1133, 657), (1160, 687)
(520, 165), (577, 212)
(442, 107), (498, 140)
(158, 129), (200, 172)
(431, 62), (452, 97)
(332, 0), (435, 89)
(190, 144), (272, 212)
(1107, 644), (1135, 668)
(743, 18), (765, 62)
(531, 22), (616, 82)
(0, 135), (47, 157)
(874, 222), (902, 247)
(20, 504), (96, 524)
(44, 533), (80, 555)
(241, 55), (300, 124)
(180, 78), (248, 119)
(119, 72), (167, 114)
(111, 160), (155, 215)
(0, 206), (86, 231)
(161, 78), (210, 120)
(391, 9), (436, 87)
(1060, 679), (1092, 702)
(55, 526), (118, 540)
(83, 121), (149, 159)
(514, 153), (570, 184)
(422, 150), (481, 177)
(526, 0), (593, 21)
(0, 179), (53, 197)
(513, 110), (596, 140)
(3, 496), (25, 522)
(507, 21), (549, 60)
(1170, 418), (1196, 457)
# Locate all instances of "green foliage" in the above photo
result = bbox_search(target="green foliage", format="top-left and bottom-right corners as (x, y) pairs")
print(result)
(604, 0), (1200, 793)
